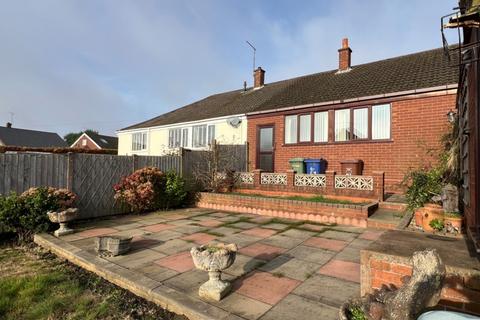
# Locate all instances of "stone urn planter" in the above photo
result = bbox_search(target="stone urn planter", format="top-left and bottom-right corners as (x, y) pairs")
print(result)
(95, 235), (132, 256)
(190, 243), (237, 301)
(47, 208), (79, 237)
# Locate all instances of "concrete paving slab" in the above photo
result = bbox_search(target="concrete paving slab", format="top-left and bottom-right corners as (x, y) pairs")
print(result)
(220, 233), (262, 248)
(181, 233), (217, 245)
(224, 254), (266, 277)
(151, 239), (195, 255)
(262, 223), (290, 230)
(105, 248), (166, 269)
(286, 245), (335, 265)
(334, 246), (361, 263)
(260, 256), (322, 281)
(233, 271), (300, 305)
(134, 263), (179, 282)
(113, 222), (146, 231)
(142, 223), (176, 233)
(279, 228), (316, 239)
(239, 243), (287, 261)
(318, 259), (360, 283)
(260, 234), (304, 249)
(240, 227), (277, 239)
(319, 230), (358, 242)
(74, 227), (118, 238)
(293, 274), (360, 307)
(173, 225), (207, 235)
(155, 251), (195, 273)
(214, 293), (271, 320)
(299, 223), (326, 232)
(229, 222), (259, 229)
(197, 220), (224, 228)
(303, 236), (348, 252)
(259, 294), (338, 320)
(208, 226), (241, 236)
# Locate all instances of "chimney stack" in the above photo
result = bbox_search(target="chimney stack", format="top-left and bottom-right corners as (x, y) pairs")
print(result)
(6, 122), (12, 128)
(338, 38), (352, 72)
(253, 67), (265, 89)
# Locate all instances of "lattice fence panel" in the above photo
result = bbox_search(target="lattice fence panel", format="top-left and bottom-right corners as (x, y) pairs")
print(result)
(237, 172), (254, 185)
(72, 154), (133, 218)
(261, 173), (287, 185)
(294, 174), (326, 187)
(335, 175), (373, 190)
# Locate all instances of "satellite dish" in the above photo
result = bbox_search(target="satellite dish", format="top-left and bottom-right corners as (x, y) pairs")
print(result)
(227, 117), (242, 128)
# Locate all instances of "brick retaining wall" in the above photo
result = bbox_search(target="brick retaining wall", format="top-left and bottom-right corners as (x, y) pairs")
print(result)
(197, 192), (377, 227)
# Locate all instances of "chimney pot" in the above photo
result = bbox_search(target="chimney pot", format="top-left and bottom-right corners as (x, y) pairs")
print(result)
(6, 122), (12, 128)
(338, 38), (352, 72)
(253, 67), (265, 89)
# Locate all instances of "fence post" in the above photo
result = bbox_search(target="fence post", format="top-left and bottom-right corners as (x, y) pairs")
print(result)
(66, 152), (74, 191)
(179, 147), (184, 177)
(325, 170), (336, 195)
(372, 171), (385, 201)
(132, 154), (138, 172)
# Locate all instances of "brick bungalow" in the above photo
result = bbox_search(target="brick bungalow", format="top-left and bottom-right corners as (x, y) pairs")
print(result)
(247, 39), (458, 192)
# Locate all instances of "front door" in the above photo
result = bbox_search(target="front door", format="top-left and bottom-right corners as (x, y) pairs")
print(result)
(257, 125), (274, 172)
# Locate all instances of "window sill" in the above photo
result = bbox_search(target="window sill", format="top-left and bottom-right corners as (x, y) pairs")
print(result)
(282, 139), (393, 147)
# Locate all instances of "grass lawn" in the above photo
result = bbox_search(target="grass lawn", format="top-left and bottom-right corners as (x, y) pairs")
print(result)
(0, 243), (185, 320)
(231, 192), (371, 205)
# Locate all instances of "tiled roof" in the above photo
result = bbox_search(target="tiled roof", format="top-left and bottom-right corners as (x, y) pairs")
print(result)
(0, 126), (67, 148)
(122, 47), (458, 130)
(87, 132), (118, 149)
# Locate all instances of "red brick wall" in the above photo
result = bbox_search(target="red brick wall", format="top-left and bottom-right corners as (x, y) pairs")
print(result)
(197, 192), (376, 227)
(71, 136), (100, 150)
(247, 93), (456, 192)
(363, 255), (480, 315)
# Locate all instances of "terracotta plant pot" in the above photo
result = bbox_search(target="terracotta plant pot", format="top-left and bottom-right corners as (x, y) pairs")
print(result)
(414, 208), (424, 227)
(421, 204), (444, 232)
(444, 215), (463, 231)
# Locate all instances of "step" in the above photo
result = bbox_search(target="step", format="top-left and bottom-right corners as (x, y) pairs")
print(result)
(379, 202), (407, 212)
(367, 208), (404, 230)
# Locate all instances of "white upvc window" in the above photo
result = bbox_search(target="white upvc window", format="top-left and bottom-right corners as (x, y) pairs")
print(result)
(284, 115), (297, 144)
(168, 128), (182, 148)
(132, 132), (147, 151)
(353, 107), (368, 140)
(334, 109), (350, 141)
(299, 114), (311, 142)
(207, 125), (215, 144)
(182, 128), (189, 147)
(314, 111), (328, 143)
(372, 104), (391, 140)
(192, 125), (207, 147)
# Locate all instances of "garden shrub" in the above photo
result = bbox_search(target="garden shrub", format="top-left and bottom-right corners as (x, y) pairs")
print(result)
(0, 187), (77, 242)
(403, 167), (443, 211)
(114, 167), (187, 213)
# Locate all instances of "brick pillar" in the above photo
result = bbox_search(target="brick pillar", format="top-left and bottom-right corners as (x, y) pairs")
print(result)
(373, 171), (385, 201)
(326, 170), (336, 194)
(286, 170), (296, 189)
(253, 169), (263, 188)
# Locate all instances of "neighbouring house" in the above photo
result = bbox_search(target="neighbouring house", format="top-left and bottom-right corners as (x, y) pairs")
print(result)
(70, 132), (118, 150)
(117, 67), (293, 156)
(0, 123), (67, 148)
(119, 39), (457, 193)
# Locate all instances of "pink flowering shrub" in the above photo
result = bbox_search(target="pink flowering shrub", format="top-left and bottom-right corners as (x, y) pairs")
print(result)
(114, 167), (168, 213)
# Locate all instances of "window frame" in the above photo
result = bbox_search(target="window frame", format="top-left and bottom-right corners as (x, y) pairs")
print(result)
(283, 103), (391, 146)
(192, 125), (207, 148)
(132, 131), (148, 151)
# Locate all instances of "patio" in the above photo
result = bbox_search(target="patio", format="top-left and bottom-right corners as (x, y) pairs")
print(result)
(34, 208), (384, 320)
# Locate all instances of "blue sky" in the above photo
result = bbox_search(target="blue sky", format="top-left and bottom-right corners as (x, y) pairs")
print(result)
(0, 0), (457, 136)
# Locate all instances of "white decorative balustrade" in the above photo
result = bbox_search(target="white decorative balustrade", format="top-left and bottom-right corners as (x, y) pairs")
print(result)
(261, 173), (287, 185)
(335, 175), (373, 191)
(294, 174), (326, 187)
(236, 172), (254, 185)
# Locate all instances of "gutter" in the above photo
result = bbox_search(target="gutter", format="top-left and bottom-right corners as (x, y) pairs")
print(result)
(246, 84), (458, 116)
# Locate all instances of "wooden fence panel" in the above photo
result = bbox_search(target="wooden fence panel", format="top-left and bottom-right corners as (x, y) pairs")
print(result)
(0, 153), (68, 195)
